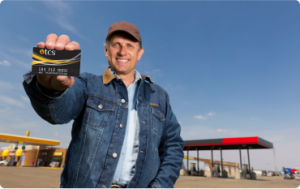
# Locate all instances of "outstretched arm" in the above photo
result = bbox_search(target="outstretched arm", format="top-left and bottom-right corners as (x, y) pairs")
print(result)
(23, 33), (87, 124)
(23, 73), (88, 124)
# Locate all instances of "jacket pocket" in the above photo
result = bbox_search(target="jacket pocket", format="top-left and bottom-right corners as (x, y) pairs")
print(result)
(151, 106), (165, 143)
(151, 106), (166, 122)
(86, 95), (116, 129)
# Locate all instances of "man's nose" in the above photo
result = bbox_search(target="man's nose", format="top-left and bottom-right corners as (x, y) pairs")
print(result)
(118, 46), (127, 56)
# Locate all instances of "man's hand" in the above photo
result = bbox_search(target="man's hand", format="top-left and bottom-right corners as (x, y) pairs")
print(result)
(36, 34), (80, 91)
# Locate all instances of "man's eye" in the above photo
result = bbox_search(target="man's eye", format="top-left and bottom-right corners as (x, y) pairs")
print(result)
(128, 44), (133, 48)
(113, 44), (119, 47)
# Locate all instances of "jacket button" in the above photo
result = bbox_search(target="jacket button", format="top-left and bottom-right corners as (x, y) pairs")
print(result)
(112, 153), (117, 158)
(121, 99), (125, 103)
(120, 124), (124, 128)
(98, 104), (103, 109)
(116, 179), (120, 183)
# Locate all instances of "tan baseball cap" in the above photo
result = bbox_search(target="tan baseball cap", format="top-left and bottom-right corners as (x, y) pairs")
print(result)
(106, 21), (142, 45)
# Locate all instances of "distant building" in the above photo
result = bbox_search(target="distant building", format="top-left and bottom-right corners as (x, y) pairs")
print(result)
(0, 144), (66, 168)
(182, 156), (239, 176)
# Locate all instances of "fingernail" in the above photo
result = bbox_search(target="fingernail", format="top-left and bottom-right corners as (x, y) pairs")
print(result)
(47, 42), (54, 46)
(56, 42), (63, 47)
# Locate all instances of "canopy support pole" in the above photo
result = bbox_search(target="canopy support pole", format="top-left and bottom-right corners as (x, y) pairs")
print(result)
(239, 146), (243, 178)
(211, 146), (214, 177)
(187, 148), (189, 176)
(220, 148), (223, 177)
(247, 147), (251, 173)
(197, 148), (199, 175)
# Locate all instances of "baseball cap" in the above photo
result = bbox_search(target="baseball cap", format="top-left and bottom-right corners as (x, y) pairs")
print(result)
(106, 21), (142, 45)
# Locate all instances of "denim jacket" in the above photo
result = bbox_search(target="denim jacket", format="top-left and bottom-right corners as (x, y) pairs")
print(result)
(23, 67), (184, 188)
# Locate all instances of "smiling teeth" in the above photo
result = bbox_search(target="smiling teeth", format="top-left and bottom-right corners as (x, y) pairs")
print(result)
(117, 59), (128, 62)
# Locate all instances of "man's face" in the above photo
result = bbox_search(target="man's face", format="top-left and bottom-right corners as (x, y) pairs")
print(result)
(105, 32), (144, 76)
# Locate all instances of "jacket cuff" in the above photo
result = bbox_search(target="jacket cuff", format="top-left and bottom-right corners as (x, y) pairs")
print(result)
(35, 80), (67, 99)
(23, 71), (68, 100)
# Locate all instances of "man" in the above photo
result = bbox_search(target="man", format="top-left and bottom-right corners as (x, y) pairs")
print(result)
(23, 21), (184, 188)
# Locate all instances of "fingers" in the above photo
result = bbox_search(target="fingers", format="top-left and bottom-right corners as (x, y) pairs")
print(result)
(37, 75), (74, 91)
(45, 33), (58, 49)
(56, 76), (75, 88)
(56, 76), (69, 84)
(37, 42), (45, 48)
(55, 35), (70, 50)
(36, 34), (77, 91)
(36, 74), (52, 88)
(65, 41), (81, 51)
(42, 34), (79, 51)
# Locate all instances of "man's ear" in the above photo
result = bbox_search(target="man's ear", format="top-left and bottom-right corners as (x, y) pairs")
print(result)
(104, 46), (109, 58)
(137, 48), (144, 61)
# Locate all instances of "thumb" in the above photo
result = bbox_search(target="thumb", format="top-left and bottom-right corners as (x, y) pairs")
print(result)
(56, 76), (74, 88)
(56, 76), (69, 83)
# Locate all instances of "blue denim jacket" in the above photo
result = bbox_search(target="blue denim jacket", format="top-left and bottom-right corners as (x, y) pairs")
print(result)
(23, 67), (184, 188)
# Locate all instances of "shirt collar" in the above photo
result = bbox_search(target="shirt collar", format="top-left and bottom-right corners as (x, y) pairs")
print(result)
(102, 67), (153, 84)
(109, 67), (142, 84)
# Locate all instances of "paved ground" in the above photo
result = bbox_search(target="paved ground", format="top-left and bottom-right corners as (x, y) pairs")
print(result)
(174, 175), (300, 188)
(0, 167), (299, 188)
(0, 167), (62, 188)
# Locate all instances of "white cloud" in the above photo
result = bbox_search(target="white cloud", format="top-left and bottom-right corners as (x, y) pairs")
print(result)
(0, 52), (30, 69)
(194, 111), (215, 120)
(44, 0), (73, 16)
(42, 1), (88, 41)
(0, 60), (11, 66)
(7, 48), (31, 57)
(57, 18), (77, 33)
(194, 115), (207, 120)
(0, 95), (24, 107)
(217, 129), (227, 132)
(0, 45), (31, 69)
(0, 80), (14, 90)
(18, 36), (30, 44)
(181, 125), (239, 140)
(207, 111), (215, 116)
(0, 107), (12, 114)
(21, 95), (30, 102)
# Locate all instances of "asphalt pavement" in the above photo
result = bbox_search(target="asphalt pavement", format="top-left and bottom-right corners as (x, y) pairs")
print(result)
(0, 167), (299, 188)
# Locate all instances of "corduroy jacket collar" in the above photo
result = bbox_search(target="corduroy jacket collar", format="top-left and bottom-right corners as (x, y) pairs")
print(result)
(102, 67), (153, 84)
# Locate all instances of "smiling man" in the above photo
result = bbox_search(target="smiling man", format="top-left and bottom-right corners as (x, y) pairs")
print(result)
(23, 21), (184, 188)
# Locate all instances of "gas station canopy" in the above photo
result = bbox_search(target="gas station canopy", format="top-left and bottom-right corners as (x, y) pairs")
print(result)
(184, 136), (273, 150)
(0, 133), (60, 146)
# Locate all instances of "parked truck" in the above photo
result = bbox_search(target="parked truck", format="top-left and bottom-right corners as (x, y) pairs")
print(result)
(295, 167), (300, 180)
(291, 168), (297, 179)
(284, 168), (292, 179)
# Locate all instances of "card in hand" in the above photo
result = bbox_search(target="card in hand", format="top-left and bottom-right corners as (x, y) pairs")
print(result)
(32, 47), (81, 77)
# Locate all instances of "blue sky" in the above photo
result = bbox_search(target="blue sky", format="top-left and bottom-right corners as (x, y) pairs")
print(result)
(0, 0), (299, 171)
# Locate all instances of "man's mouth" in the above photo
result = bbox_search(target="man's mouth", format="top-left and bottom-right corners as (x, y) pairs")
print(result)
(117, 59), (129, 63)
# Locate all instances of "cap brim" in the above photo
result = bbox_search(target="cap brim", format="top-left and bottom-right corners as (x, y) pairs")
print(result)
(106, 30), (140, 42)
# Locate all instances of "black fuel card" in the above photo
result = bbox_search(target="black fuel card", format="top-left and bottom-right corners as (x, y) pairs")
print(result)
(32, 47), (81, 77)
